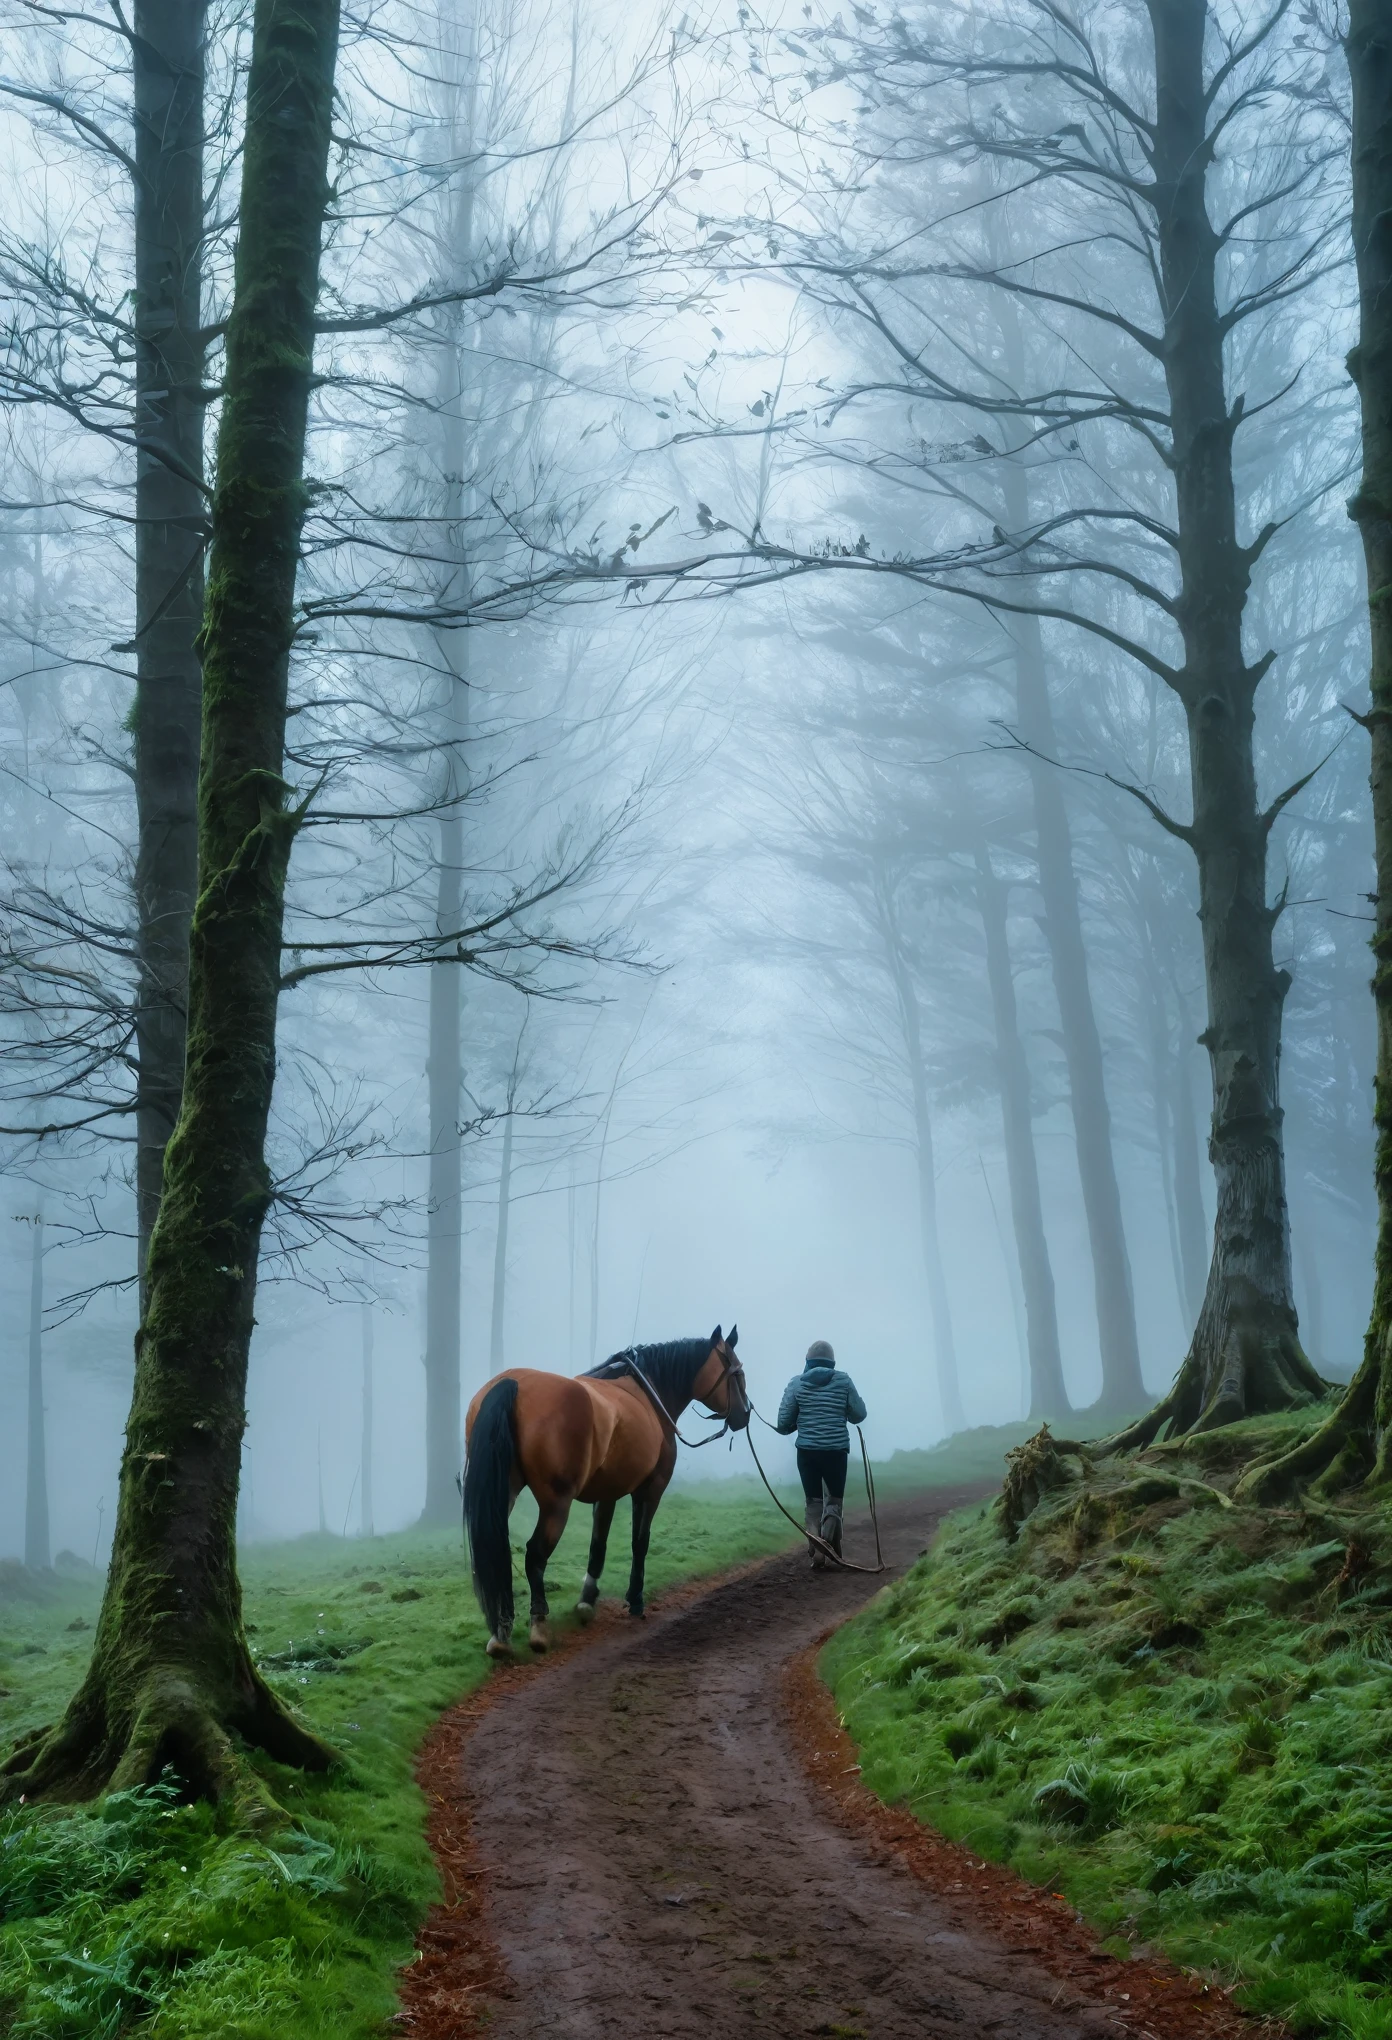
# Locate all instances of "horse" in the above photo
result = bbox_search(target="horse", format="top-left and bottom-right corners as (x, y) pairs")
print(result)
(461, 1324), (749, 1658)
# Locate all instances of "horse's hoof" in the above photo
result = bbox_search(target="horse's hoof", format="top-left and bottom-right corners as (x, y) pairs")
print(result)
(528, 1622), (550, 1654)
(624, 1603), (645, 1621)
(485, 1635), (513, 1661)
(575, 1600), (595, 1626)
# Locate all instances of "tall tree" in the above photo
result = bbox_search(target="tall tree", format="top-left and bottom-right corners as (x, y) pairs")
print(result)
(873, 856), (965, 1432)
(1006, 593), (1144, 1413)
(360, 1303), (375, 1538)
(488, 1016), (528, 1372)
(131, 0), (208, 1295)
(419, 1), (477, 1528)
(1241, 2), (1392, 1498)
(973, 838), (1072, 1421)
(2, 0), (342, 1800)
(24, 1207), (50, 1572)
(0, 0), (213, 1292)
(683, 0), (1339, 1435)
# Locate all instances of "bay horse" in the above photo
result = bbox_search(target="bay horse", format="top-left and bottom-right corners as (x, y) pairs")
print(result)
(462, 1325), (748, 1658)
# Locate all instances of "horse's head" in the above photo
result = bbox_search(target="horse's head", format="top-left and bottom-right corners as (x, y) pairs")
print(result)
(696, 1322), (749, 1432)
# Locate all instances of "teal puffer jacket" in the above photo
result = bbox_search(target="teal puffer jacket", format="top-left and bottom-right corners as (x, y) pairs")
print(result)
(775, 1364), (867, 1452)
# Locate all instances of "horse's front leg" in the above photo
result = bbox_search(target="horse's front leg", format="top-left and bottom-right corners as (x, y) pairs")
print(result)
(576, 1497), (616, 1624)
(524, 1497), (571, 1653)
(624, 1463), (672, 1619)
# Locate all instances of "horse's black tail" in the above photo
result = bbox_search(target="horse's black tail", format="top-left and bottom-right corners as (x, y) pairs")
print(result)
(462, 1377), (518, 1637)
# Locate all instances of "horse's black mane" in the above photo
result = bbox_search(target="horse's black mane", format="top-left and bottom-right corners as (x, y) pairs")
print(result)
(584, 1337), (713, 1416)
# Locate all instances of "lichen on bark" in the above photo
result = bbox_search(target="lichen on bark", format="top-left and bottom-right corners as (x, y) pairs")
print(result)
(2, 0), (343, 1805)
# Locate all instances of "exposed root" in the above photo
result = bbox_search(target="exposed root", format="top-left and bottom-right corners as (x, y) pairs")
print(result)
(1102, 1297), (1324, 1461)
(1, 1657), (334, 1808)
(997, 1425), (1088, 1541)
(1100, 1387), (1181, 1456)
(1236, 1341), (1391, 1504)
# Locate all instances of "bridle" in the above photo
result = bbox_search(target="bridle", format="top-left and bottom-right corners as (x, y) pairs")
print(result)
(616, 1341), (749, 1450)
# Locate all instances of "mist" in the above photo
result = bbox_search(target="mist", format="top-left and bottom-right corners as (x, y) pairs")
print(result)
(0, 0), (1372, 1567)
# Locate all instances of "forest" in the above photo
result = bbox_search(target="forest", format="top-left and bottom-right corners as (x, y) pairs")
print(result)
(2, 1), (1392, 2037)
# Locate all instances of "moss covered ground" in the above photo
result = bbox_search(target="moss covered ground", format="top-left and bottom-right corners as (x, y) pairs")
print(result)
(822, 1407), (1392, 2040)
(0, 1484), (795, 2039)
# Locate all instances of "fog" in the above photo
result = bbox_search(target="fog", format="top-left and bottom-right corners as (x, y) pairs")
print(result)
(0, 0), (1371, 1561)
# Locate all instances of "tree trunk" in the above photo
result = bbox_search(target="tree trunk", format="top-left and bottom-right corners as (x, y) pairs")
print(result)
(1238, 1), (1392, 1498)
(973, 841), (1072, 1420)
(1113, 0), (1323, 1446)
(360, 1304), (374, 1538)
(979, 1158), (1029, 1416)
(489, 1110), (513, 1371)
(421, 838), (463, 1522)
(2, 0), (341, 1803)
(1135, 871), (1208, 1331)
(880, 905), (964, 1431)
(589, 1141), (605, 1366)
(418, 435), (469, 1524)
(418, 33), (476, 1519)
(1295, 1223), (1325, 1374)
(1169, 1012), (1210, 1326)
(1002, 498), (1144, 1413)
(567, 1157), (578, 1367)
(1145, 985), (1187, 1325)
(24, 1210), (50, 1573)
(132, 0), (207, 1299)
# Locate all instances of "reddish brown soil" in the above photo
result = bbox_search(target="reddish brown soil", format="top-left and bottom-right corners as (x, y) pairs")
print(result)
(397, 1491), (1271, 2040)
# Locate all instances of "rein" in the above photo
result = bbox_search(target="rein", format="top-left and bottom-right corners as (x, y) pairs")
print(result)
(612, 1348), (743, 1449)
(743, 1404), (886, 1575)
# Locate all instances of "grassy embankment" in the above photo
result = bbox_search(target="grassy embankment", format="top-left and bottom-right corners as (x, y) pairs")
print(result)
(824, 1406), (1392, 2040)
(0, 1485), (796, 2039)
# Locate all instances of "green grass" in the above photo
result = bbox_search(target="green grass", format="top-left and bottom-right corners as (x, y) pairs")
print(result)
(0, 1486), (796, 2039)
(821, 1408), (1392, 2040)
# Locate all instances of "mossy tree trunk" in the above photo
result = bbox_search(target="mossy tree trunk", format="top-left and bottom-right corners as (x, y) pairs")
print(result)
(2, 0), (342, 1803)
(1238, 2), (1392, 1501)
(1110, 0), (1324, 1449)
(132, 0), (208, 1300)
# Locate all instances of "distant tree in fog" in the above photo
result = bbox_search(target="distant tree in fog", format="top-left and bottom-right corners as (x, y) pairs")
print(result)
(659, 0), (1350, 1437)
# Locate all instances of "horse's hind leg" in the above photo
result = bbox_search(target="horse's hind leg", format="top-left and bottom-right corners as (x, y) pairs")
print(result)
(576, 1498), (616, 1623)
(524, 1497), (570, 1653)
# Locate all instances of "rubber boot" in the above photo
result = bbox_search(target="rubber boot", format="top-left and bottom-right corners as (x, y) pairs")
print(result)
(804, 1497), (826, 1570)
(820, 1498), (844, 1563)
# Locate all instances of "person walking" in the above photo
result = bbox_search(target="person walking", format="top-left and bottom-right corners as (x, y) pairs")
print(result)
(776, 1339), (867, 1566)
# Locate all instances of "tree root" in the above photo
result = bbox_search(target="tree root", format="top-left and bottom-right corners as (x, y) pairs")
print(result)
(998, 1425), (1089, 1540)
(1099, 1388), (1181, 1456)
(1, 1657), (334, 1809)
(1100, 1302), (1324, 1460)
(1235, 1341), (1392, 1504)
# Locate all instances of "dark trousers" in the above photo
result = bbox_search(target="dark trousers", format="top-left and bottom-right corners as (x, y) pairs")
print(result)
(797, 1447), (848, 1503)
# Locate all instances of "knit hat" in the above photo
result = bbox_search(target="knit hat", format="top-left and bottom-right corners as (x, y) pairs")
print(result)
(805, 1338), (835, 1365)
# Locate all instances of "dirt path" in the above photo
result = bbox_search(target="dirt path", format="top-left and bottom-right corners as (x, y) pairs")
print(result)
(410, 1489), (1256, 2040)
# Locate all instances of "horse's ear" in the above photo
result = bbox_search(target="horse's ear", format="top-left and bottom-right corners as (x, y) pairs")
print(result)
(728, 1323), (738, 1348)
(710, 1323), (723, 1347)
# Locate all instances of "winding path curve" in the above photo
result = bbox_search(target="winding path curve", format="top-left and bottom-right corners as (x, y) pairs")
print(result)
(418, 1488), (1250, 2040)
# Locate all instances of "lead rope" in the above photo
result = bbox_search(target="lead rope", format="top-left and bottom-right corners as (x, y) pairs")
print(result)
(744, 1405), (886, 1576)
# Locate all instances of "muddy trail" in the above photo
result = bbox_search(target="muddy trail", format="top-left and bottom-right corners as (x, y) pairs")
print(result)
(405, 1489), (1259, 2040)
